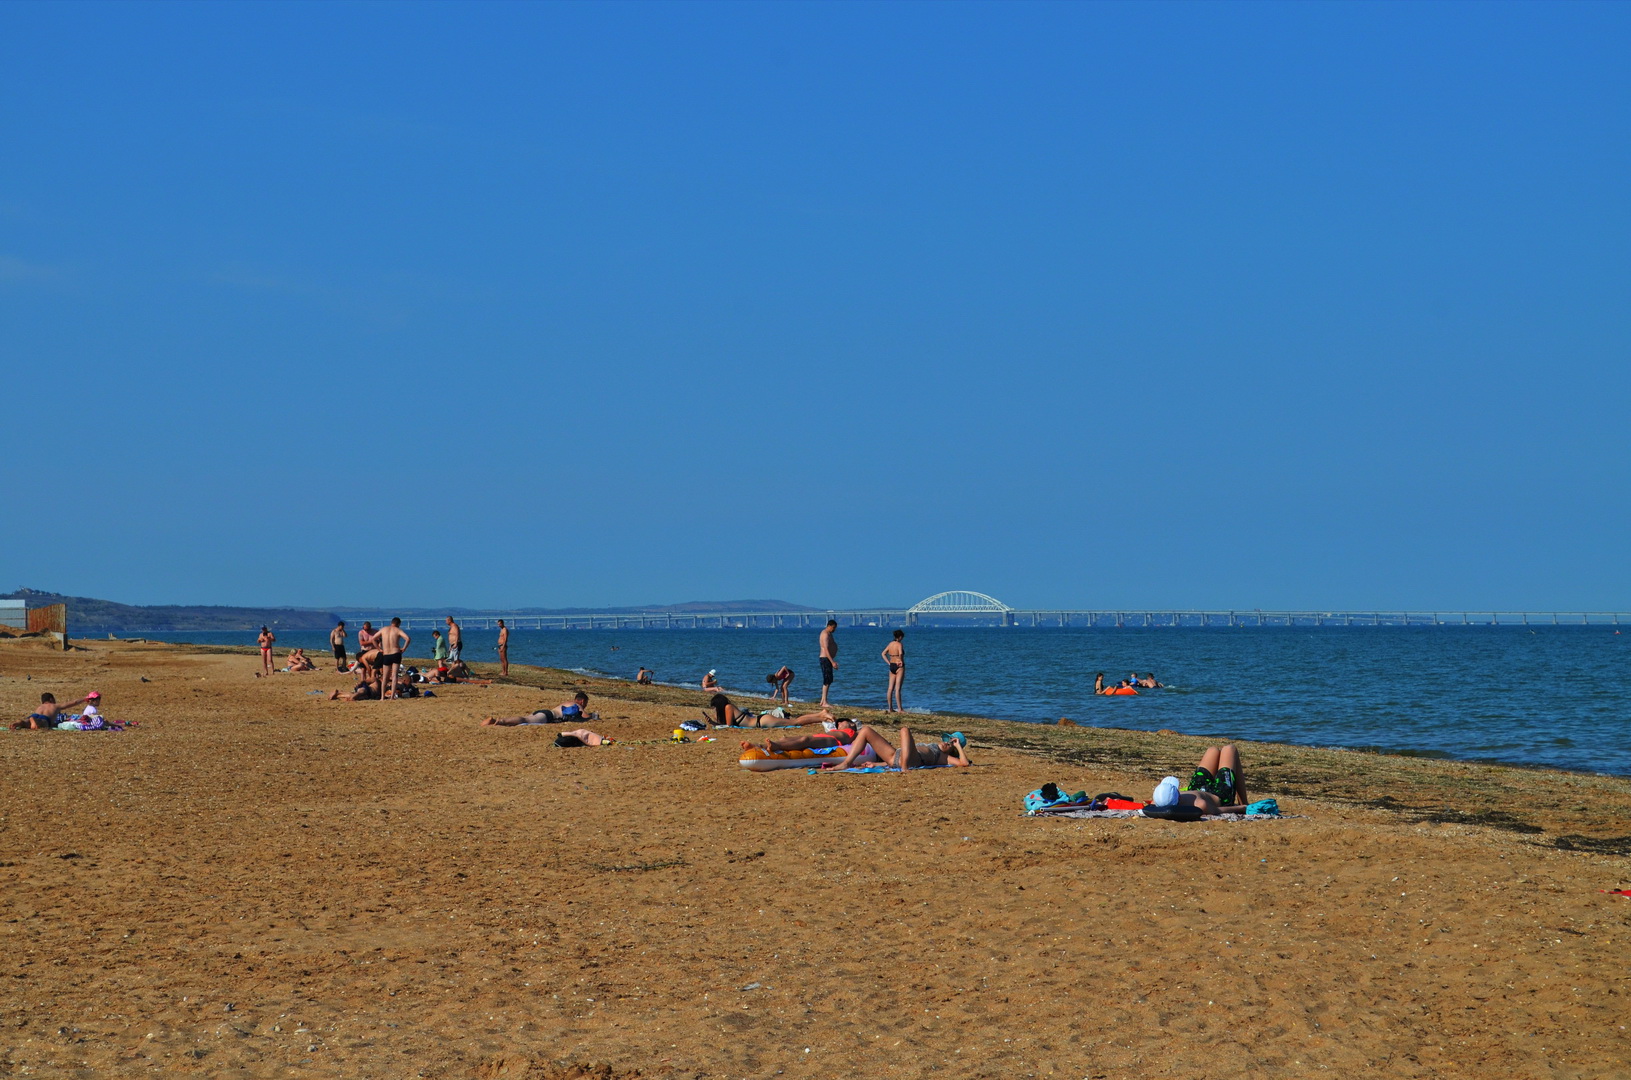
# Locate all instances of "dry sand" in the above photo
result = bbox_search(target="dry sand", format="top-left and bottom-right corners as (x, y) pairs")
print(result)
(1, 638), (1629, 1079)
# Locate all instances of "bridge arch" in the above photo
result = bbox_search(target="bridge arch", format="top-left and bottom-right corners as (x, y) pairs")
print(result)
(906, 591), (1014, 624)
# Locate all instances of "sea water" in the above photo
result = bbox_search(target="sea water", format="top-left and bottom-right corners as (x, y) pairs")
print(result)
(144, 626), (1631, 776)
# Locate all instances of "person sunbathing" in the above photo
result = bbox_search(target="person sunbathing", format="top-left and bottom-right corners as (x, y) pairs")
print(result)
(287, 649), (316, 672)
(1176, 744), (1249, 813)
(709, 695), (835, 728)
(742, 719), (860, 755)
(553, 728), (612, 746)
(427, 662), (493, 686)
(483, 692), (592, 726)
(820, 725), (970, 771)
(11, 692), (92, 730)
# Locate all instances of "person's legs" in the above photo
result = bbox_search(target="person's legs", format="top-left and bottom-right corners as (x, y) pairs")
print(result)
(819, 659), (833, 706)
(1217, 744), (1245, 805)
(827, 725), (896, 769)
(1197, 746), (1223, 775)
(897, 666), (905, 712)
(561, 728), (605, 745)
(897, 727), (922, 769)
(499, 645), (509, 676)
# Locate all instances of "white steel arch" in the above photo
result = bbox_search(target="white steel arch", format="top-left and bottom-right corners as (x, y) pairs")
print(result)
(907, 590), (1014, 615)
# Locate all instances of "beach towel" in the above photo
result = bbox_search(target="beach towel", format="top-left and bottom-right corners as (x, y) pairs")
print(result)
(1034, 806), (1293, 822)
(806, 764), (950, 774)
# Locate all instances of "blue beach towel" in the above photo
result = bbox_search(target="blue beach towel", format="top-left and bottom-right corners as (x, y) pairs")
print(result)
(807, 764), (950, 774)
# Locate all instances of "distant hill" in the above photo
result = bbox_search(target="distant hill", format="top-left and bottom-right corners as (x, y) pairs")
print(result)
(3, 589), (819, 632)
(339, 599), (821, 619)
(2, 588), (342, 633)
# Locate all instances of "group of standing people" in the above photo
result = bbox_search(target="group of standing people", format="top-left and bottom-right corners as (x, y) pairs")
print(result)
(262, 614), (516, 701)
(811, 620), (909, 712)
(701, 621), (912, 716)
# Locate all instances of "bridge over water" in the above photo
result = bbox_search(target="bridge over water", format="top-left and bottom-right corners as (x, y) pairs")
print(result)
(373, 591), (1631, 631)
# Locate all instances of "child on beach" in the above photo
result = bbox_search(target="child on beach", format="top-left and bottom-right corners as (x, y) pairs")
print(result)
(765, 666), (795, 704)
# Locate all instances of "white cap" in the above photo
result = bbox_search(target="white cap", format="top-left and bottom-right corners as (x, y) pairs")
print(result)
(1151, 776), (1181, 807)
(708, 669), (716, 676)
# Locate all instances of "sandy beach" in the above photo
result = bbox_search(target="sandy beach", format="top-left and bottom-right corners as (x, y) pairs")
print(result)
(2, 637), (1629, 1079)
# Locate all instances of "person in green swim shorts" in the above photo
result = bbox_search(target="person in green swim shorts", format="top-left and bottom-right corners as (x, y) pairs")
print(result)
(1182, 744), (1249, 812)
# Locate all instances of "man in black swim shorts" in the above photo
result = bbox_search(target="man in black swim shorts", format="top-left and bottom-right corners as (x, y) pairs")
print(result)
(818, 619), (838, 706)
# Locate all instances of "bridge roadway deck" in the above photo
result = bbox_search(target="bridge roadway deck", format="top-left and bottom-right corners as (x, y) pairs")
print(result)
(379, 610), (1631, 631)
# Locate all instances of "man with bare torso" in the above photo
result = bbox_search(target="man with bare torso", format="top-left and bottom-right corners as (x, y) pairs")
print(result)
(497, 620), (509, 676)
(819, 619), (839, 707)
(377, 617), (411, 699)
(446, 617), (463, 664)
(330, 621), (348, 670)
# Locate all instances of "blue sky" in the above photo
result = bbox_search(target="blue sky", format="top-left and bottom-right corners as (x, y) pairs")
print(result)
(3, 1), (1628, 611)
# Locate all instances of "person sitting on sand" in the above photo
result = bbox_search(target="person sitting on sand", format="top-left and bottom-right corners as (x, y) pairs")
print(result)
(11, 692), (93, 730)
(287, 649), (316, 672)
(701, 669), (720, 691)
(483, 692), (592, 726)
(820, 725), (970, 772)
(636, 667), (654, 685)
(765, 666), (794, 704)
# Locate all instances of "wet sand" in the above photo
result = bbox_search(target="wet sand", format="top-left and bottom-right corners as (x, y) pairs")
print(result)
(1, 638), (1628, 1078)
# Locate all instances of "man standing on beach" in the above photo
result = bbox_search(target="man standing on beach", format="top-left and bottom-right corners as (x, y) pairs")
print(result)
(377, 617), (411, 700)
(330, 621), (348, 671)
(497, 620), (509, 676)
(819, 619), (839, 707)
(446, 617), (462, 664)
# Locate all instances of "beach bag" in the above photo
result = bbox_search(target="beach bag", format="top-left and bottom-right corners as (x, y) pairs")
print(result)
(1244, 799), (1280, 816)
(1024, 783), (1087, 814)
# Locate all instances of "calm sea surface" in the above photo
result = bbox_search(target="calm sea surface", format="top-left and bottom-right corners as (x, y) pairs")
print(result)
(145, 626), (1631, 776)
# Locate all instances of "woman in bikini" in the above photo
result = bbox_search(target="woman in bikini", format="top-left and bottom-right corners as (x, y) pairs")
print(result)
(257, 627), (275, 677)
(881, 630), (905, 712)
(820, 725), (970, 772)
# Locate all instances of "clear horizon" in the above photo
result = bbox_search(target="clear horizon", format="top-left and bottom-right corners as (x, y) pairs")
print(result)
(5, 2), (1628, 611)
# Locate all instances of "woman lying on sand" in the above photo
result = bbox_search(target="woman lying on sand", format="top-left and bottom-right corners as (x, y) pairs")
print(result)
(709, 695), (836, 728)
(820, 725), (971, 771)
(483, 692), (592, 726)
